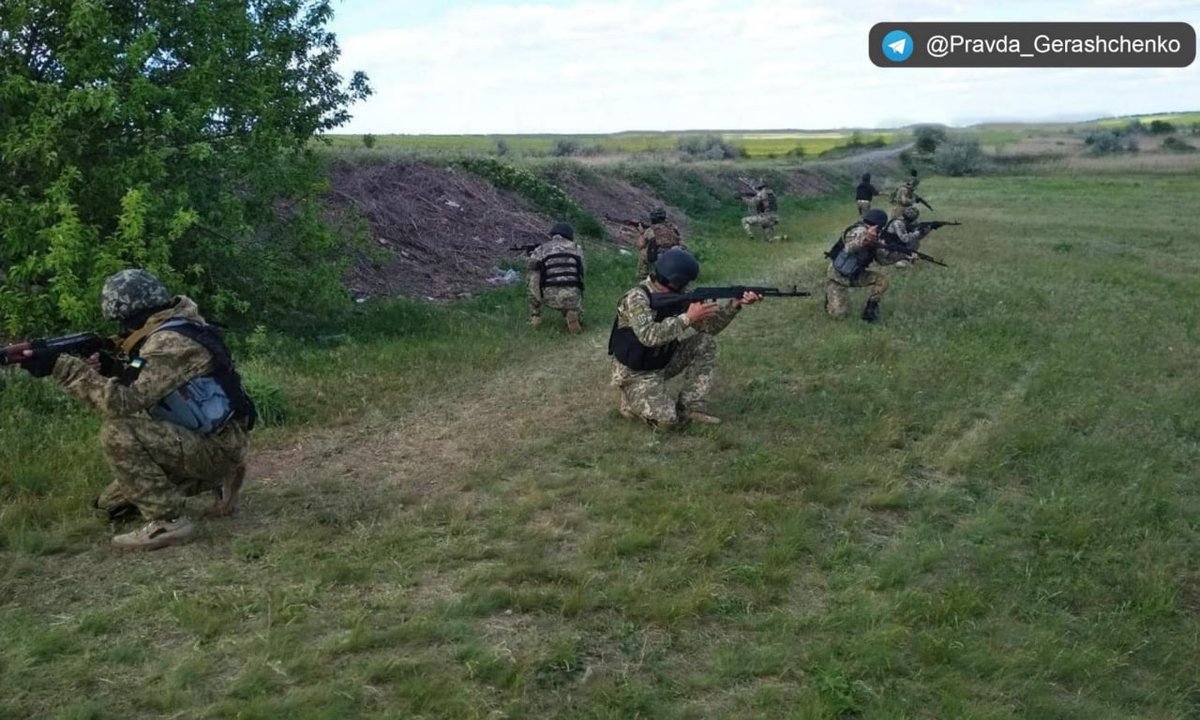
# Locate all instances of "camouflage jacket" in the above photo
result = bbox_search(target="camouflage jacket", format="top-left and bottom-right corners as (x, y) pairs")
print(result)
(638, 223), (685, 255)
(842, 225), (908, 267)
(614, 280), (741, 347)
(529, 235), (584, 273)
(52, 297), (218, 419)
(884, 218), (924, 250)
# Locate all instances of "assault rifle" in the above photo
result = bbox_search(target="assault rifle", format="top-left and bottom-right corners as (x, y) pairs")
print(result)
(648, 285), (811, 314)
(508, 243), (542, 254)
(605, 215), (648, 229)
(2, 332), (114, 368)
(914, 220), (960, 232)
(881, 242), (949, 268)
(913, 194), (934, 211)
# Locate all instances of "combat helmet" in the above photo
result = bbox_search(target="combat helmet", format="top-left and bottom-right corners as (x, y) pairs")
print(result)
(862, 209), (889, 229)
(902, 206), (920, 222)
(649, 207), (667, 224)
(549, 221), (574, 240)
(101, 269), (172, 323)
(654, 248), (700, 291)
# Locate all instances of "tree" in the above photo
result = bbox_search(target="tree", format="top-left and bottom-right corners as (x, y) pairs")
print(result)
(362, 133), (377, 149)
(913, 125), (947, 155)
(0, 0), (371, 333)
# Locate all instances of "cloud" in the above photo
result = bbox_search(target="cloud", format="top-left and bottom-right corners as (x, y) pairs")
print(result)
(333, 1), (1200, 133)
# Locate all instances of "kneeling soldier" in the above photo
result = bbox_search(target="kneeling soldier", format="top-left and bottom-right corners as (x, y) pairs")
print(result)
(18, 269), (256, 550)
(824, 210), (912, 322)
(528, 222), (585, 334)
(608, 248), (761, 428)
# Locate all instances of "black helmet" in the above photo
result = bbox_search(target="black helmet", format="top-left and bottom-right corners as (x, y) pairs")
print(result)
(549, 221), (574, 240)
(653, 248), (700, 290)
(862, 173), (871, 182)
(649, 207), (667, 223)
(862, 209), (888, 228)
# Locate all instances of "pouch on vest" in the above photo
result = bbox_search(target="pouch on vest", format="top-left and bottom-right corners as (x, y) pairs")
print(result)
(149, 376), (234, 434)
(539, 252), (584, 292)
(143, 318), (258, 432)
(833, 249), (866, 277)
(764, 190), (778, 212)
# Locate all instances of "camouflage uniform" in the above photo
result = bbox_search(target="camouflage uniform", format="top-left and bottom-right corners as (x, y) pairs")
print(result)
(637, 223), (685, 280)
(891, 180), (918, 218)
(528, 235), (584, 326)
(741, 187), (779, 239)
(610, 281), (741, 426)
(824, 225), (907, 318)
(52, 297), (249, 521)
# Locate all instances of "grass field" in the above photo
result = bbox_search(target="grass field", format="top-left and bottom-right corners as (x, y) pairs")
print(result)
(320, 131), (896, 159)
(2, 174), (1199, 718)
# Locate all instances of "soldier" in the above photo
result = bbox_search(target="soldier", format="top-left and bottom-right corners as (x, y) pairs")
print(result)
(16, 269), (255, 550)
(741, 182), (780, 241)
(824, 209), (912, 322)
(891, 169), (921, 218)
(855, 173), (879, 216)
(528, 221), (585, 334)
(608, 248), (762, 428)
(883, 206), (930, 268)
(636, 207), (685, 280)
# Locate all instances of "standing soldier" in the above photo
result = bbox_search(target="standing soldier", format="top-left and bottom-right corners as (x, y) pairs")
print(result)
(528, 222), (585, 334)
(741, 181), (781, 241)
(636, 207), (685, 280)
(824, 209), (912, 322)
(890, 169), (921, 218)
(855, 173), (879, 216)
(14, 269), (255, 550)
(608, 248), (761, 428)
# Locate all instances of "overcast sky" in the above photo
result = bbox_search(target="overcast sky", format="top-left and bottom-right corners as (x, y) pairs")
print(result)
(329, 0), (1199, 133)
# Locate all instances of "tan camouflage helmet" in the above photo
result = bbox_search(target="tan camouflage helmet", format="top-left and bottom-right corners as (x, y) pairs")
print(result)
(902, 206), (920, 222)
(100, 269), (172, 321)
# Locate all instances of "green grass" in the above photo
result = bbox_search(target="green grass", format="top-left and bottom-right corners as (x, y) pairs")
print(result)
(3, 173), (1199, 718)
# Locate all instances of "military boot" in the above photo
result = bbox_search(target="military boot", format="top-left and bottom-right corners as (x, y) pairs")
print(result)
(111, 517), (196, 551)
(565, 311), (582, 335)
(862, 298), (881, 323)
(528, 314), (542, 327)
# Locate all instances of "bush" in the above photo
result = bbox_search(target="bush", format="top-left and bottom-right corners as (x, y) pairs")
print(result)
(1084, 130), (1125, 155)
(495, 139), (510, 156)
(1148, 120), (1176, 135)
(786, 145), (807, 159)
(677, 134), (744, 160)
(1125, 119), (1146, 135)
(362, 134), (377, 149)
(934, 138), (988, 176)
(1162, 136), (1198, 153)
(0, 1), (371, 335)
(913, 125), (947, 154)
(551, 139), (581, 157)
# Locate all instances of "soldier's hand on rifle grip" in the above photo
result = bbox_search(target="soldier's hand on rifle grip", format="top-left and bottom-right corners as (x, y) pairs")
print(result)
(686, 301), (720, 324)
(18, 348), (57, 378)
(736, 292), (763, 307)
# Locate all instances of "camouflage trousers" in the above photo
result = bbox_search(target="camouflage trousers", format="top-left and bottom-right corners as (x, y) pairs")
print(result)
(741, 212), (779, 238)
(527, 276), (582, 319)
(856, 200), (871, 216)
(824, 267), (889, 318)
(96, 417), (248, 521)
(612, 333), (717, 427)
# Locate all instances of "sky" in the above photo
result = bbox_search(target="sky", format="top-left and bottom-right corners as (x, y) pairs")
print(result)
(328, 0), (1200, 134)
